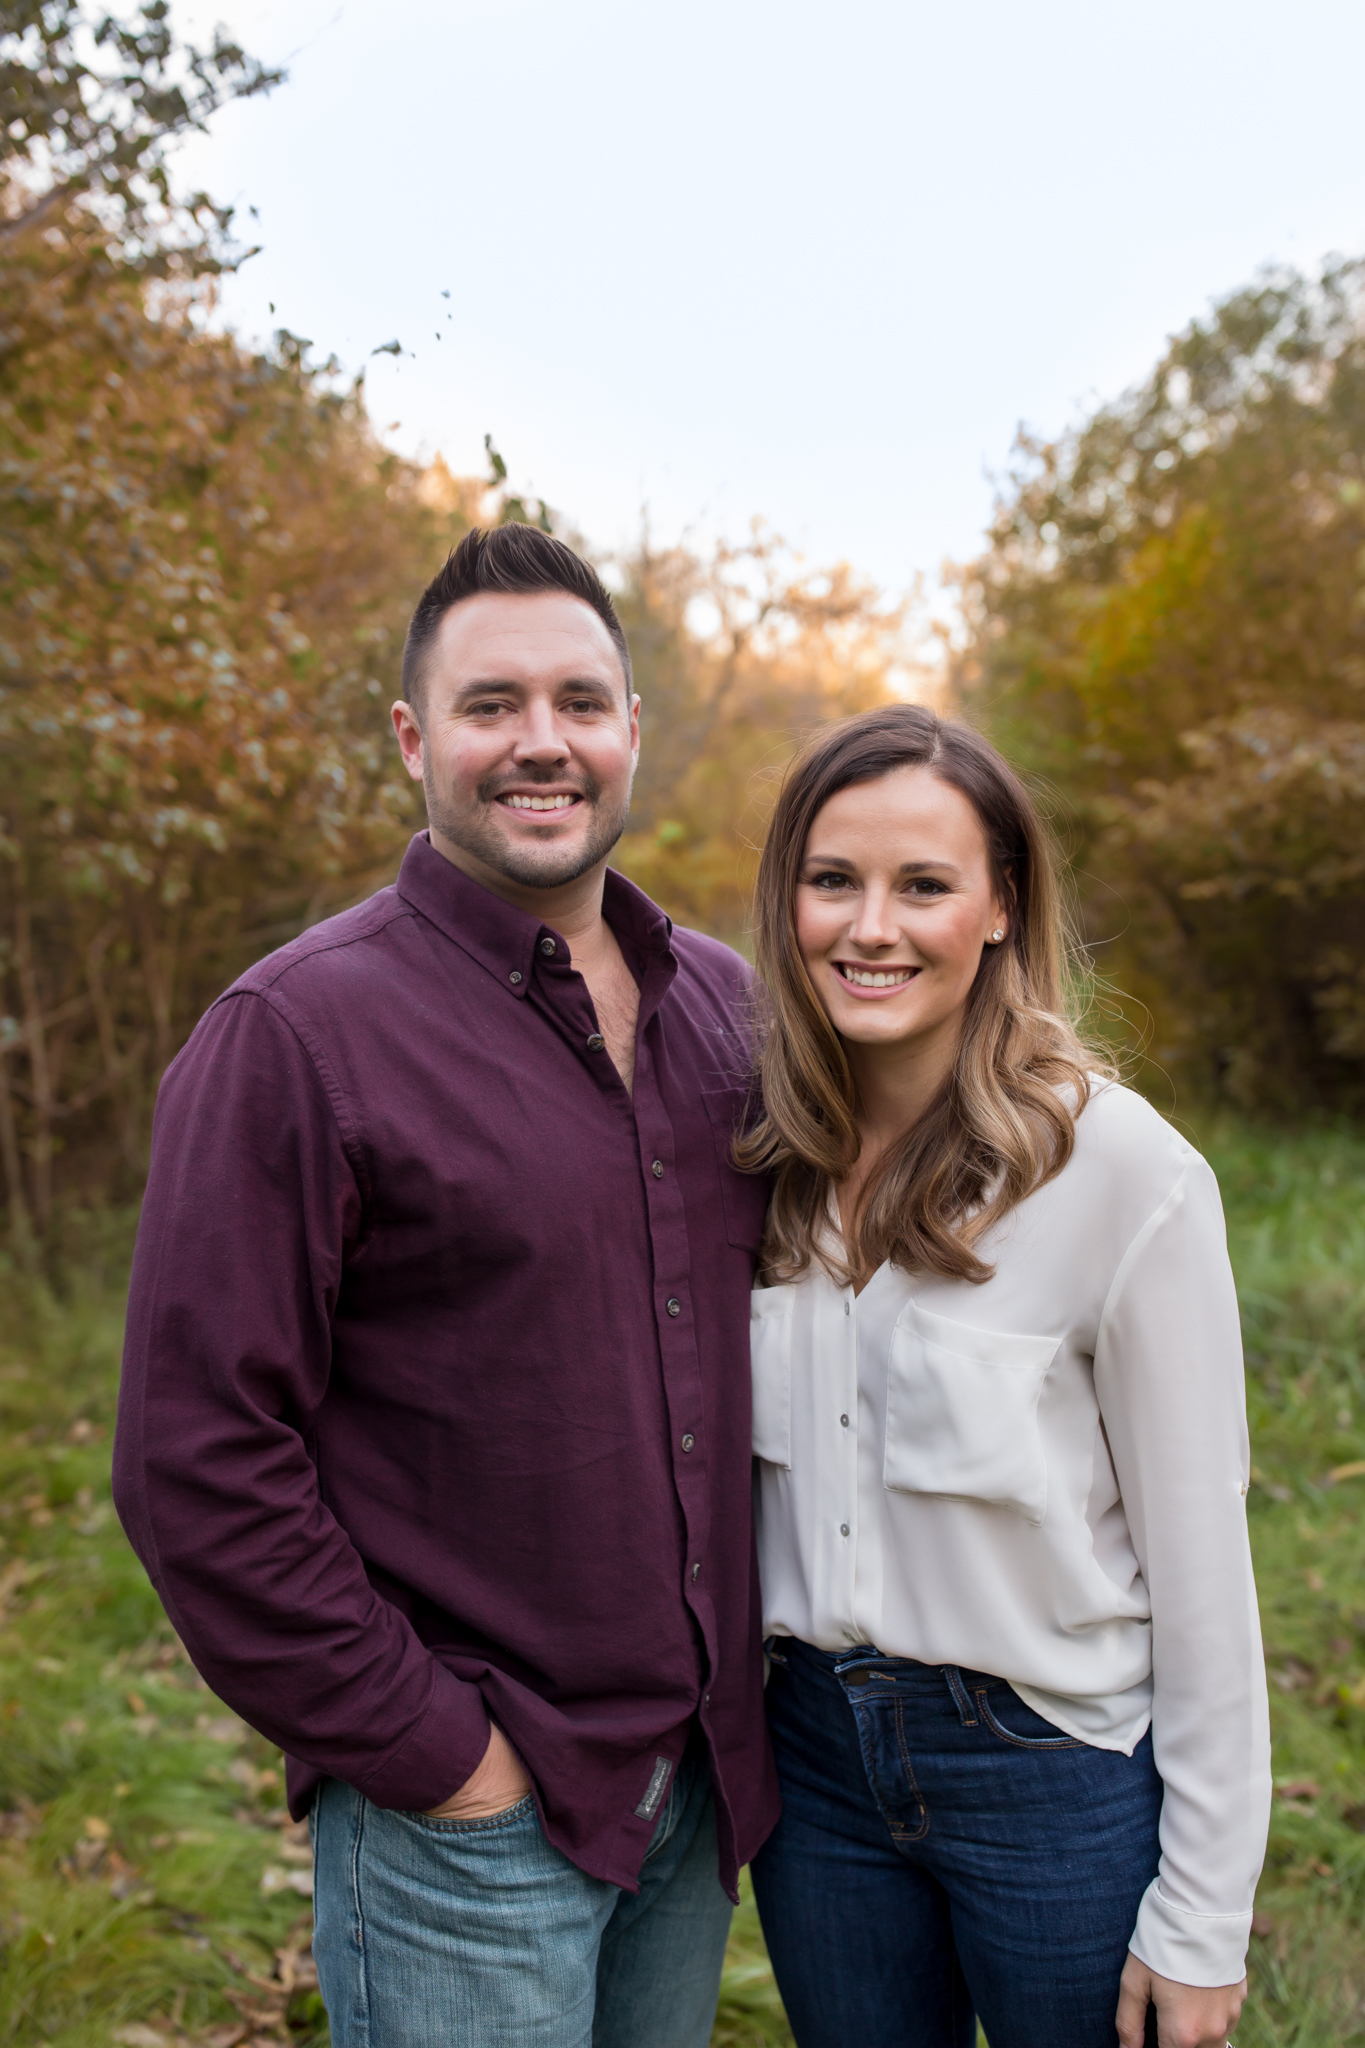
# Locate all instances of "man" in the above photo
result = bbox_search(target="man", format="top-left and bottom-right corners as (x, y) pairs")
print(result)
(113, 525), (779, 2048)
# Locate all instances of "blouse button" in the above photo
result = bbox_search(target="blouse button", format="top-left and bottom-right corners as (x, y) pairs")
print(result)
(840, 1414), (849, 1428)
(840, 1523), (850, 1538)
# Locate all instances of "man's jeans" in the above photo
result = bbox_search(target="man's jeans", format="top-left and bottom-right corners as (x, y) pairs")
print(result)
(311, 1737), (732, 2048)
(751, 1638), (1164, 2048)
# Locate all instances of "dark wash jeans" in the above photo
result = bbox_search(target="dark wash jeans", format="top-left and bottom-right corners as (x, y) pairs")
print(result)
(751, 1639), (1163, 2048)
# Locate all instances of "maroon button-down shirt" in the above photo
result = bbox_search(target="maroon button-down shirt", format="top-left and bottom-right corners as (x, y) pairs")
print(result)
(114, 833), (779, 1893)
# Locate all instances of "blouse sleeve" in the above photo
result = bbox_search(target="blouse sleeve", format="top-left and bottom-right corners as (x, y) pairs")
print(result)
(1092, 1153), (1271, 1987)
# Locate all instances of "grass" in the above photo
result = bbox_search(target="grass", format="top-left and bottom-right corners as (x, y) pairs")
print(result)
(0, 1116), (1362, 2045)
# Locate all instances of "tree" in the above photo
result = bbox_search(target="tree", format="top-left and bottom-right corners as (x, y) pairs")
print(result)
(955, 259), (1365, 1108)
(0, 0), (279, 263)
(613, 525), (916, 945)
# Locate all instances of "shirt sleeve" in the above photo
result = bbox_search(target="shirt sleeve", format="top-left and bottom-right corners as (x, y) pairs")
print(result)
(1093, 1154), (1271, 1987)
(112, 991), (492, 1811)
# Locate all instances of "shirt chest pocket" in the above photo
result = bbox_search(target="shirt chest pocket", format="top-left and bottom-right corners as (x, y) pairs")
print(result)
(884, 1300), (1061, 1525)
(750, 1287), (796, 1468)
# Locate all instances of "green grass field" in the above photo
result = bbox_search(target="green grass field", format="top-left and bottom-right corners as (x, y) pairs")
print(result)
(1, 1117), (1363, 2046)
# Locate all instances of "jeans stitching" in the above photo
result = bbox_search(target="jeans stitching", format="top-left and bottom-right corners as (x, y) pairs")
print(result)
(944, 1665), (978, 1727)
(349, 1789), (372, 2048)
(890, 1698), (930, 1842)
(972, 1687), (1081, 1750)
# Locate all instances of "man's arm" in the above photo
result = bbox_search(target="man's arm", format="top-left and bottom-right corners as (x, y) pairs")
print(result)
(113, 990), (493, 1811)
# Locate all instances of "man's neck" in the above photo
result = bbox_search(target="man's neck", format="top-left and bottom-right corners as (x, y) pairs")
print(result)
(428, 825), (613, 963)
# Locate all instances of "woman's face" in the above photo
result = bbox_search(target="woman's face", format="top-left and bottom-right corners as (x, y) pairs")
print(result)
(795, 765), (1007, 1057)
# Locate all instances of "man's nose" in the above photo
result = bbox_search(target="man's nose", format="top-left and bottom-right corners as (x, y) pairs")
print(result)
(512, 700), (570, 763)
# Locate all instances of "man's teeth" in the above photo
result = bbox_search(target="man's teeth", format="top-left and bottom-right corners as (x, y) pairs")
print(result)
(504, 794), (577, 811)
(840, 966), (916, 988)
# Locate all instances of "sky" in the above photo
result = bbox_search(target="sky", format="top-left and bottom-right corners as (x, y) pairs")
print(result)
(171, 0), (1365, 610)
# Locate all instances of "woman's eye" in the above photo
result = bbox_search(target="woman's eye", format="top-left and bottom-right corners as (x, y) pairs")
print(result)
(811, 872), (851, 890)
(907, 878), (947, 897)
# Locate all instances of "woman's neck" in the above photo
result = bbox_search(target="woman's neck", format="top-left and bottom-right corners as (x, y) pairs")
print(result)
(845, 1017), (959, 1159)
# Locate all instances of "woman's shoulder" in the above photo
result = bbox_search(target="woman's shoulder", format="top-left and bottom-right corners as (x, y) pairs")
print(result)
(1067, 1078), (1215, 1213)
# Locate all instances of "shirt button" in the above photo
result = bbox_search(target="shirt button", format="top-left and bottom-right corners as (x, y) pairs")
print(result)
(703, 1692), (711, 1708)
(586, 1032), (605, 1051)
(840, 1523), (850, 1537)
(651, 1159), (665, 1178)
(840, 1414), (850, 1428)
(844, 1301), (850, 1317)
(691, 1563), (701, 1582)
(539, 936), (557, 955)
(681, 1433), (695, 1453)
(666, 1297), (681, 1317)
(509, 970), (522, 985)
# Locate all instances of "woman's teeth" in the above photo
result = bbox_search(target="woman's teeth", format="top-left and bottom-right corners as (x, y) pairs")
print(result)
(503, 794), (577, 811)
(838, 965), (917, 988)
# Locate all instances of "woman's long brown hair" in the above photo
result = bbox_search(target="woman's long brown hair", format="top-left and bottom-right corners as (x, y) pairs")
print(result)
(736, 705), (1108, 1286)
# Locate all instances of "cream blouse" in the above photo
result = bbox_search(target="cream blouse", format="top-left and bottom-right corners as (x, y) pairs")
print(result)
(752, 1080), (1270, 1987)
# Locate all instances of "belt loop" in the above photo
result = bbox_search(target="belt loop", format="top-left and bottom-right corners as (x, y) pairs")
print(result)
(944, 1666), (977, 1727)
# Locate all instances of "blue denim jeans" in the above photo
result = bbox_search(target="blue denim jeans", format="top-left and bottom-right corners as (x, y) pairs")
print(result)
(311, 1736), (732, 2048)
(751, 1639), (1163, 2048)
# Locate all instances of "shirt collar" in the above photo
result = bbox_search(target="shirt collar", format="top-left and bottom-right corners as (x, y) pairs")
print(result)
(395, 832), (675, 997)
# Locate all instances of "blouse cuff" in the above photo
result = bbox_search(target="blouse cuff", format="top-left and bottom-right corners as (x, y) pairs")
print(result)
(1130, 1879), (1251, 1987)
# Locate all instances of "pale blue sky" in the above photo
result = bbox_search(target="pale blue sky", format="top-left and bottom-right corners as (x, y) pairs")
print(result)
(172, 0), (1365, 607)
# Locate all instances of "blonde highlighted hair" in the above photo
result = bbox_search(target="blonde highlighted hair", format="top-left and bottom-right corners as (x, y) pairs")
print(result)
(736, 705), (1109, 1286)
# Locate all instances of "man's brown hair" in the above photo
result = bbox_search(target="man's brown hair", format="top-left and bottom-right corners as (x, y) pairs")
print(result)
(401, 524), (633, 715)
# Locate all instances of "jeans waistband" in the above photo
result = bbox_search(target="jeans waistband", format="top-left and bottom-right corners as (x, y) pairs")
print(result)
(767, 1636), (1013, 1696)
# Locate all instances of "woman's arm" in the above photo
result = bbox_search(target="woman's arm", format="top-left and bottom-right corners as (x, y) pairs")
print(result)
(1092, 1151), (1272, 1991)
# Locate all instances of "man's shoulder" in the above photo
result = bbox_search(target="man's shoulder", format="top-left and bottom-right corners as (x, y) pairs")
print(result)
(227, 886), (417, 1008)
(666, 922), (752, 1000)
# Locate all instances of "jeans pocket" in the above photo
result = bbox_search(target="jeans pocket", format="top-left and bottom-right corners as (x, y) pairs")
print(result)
(966, 1682), (1080, 1751)
(396, 1793), (539, 1834)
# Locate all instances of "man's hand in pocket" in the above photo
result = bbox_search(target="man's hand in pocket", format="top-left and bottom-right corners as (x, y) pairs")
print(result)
(425, 1723), (533, 1820)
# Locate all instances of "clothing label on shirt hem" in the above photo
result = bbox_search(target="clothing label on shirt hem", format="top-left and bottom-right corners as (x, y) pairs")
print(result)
(634, 1756), (674, 1819)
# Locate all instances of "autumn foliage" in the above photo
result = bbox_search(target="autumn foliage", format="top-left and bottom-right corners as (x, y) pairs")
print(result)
(956, 260), (1365, 1109)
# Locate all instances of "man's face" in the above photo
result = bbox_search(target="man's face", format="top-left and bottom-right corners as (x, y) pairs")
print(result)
(392, 591), (639, 899)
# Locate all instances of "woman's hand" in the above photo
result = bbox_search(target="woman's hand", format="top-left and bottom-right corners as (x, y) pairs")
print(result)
(1116, 1952), (1246, 2048)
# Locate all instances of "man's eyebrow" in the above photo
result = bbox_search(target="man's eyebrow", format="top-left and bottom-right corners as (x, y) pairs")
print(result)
(451, 673), (617, 702)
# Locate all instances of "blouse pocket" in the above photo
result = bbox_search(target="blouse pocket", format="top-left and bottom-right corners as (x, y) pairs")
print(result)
(883, 1299), (1060, 1524)
(750, 1287), (796, 1468)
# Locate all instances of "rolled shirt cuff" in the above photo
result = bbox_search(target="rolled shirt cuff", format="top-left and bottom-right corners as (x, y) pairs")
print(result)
(353, 1662), (492, 1812)
(1130, 1878), (1251, 1987)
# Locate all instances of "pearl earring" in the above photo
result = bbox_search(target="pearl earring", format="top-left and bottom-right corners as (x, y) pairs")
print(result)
(991, 929), (1005, 942)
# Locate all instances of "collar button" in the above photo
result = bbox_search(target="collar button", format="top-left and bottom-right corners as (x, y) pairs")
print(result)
(539, 936), (557, 955)
(508, 970), (522, 986)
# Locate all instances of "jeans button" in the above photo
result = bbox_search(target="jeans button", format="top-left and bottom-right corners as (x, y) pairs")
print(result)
(844, 1669), (871, 1686)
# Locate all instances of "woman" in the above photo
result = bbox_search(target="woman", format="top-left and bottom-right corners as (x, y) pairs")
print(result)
(739, 706), (1269, 2048)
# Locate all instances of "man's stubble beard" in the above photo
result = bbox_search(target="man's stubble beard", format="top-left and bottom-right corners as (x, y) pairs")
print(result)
(423, 763), (633, 891)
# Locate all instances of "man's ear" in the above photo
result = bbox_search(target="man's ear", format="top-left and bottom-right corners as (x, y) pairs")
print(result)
(391, 699), (425, 783)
